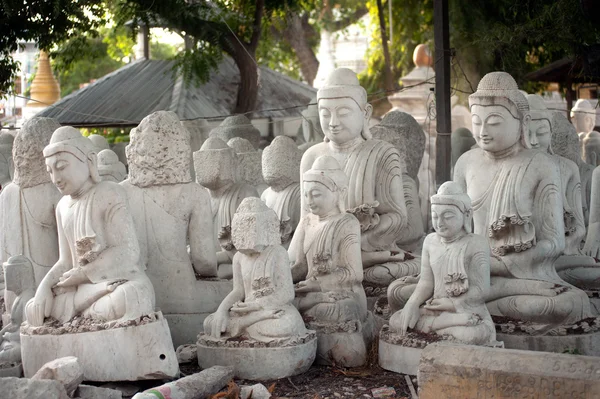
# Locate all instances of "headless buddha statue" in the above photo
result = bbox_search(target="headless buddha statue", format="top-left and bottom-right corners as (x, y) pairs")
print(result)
(300, 68), (419, 288)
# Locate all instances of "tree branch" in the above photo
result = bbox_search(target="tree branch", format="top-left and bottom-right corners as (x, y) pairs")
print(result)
(249, 0), (265, 52)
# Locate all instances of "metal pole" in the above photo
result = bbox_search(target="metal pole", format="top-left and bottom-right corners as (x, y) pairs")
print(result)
(434, 0), (452, 185)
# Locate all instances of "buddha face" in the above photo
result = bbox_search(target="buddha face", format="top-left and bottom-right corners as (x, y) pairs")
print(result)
(45, 152), (90, 196)
(471, 104), (521, 152)
(303, 181), (339, 217)
(319, 98), (368, 145)
(529, 119), (552, 153)
(432, 204), (465, 239)
(572, 111), (595, 133)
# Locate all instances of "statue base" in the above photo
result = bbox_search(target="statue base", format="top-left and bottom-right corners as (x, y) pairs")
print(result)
(585, 289), (600, 316)
(308, 312), (376, 368)
(0, 362), (22, 377)
(21, 311), (179, 381)
(495, 316), (600, 356)
(197, 332), (317, 380)
(165, 313), (211, 348)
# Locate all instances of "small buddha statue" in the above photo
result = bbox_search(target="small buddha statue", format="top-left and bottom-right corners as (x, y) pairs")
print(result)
(194, 137), (259, 278)
(451, 127), (476, 172)
(261, 136), (302, 248)
(570, 99), (596, 136)
(24, 126), (155, 327)
(0, 256), (35, 366)
(209, 115), (261, 150)
(298, 97), (325, 153)
(123, 111), (220, 328)
(582, 131), (600, 166)
(453, 72), (591, 325)
(300, 68), (419, 288)
(552, 112), (596, 225)
(388, 182), (496, 345)
(0, 118), (62, 289)
(203, 197), (308, 342)
(97, 149), (127, 183)
(87, 134), (110, 152)
(0, 133), (14, 192)
(227, 137), (268, 194)
(289, 155), (374, 367)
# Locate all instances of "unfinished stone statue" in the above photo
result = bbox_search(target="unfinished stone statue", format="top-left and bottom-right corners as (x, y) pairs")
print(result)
(570, 99), (596, 135)
(210, 115), (261, 150)
(97, 149), (126, 183)
(298, 97), (325, 152)
(585, 167), (600, 258)
(198, 197), (316, 380)
(123, 111), (230, 346)
(21, 126), (178, 381)
(387, 182), (496, 345)
(371, 110), (426, 253)
(0, 133), (14, 192)
(451, 127), (476, 172)
(289, 155), (374, 367)
(228, 137), (267, 195)
(194, 137), (259, 279)
(111, 141), (128, 169)
(300, 68), (419, 289)
(453, 72), (591, 325)
(0, 118), (62, 289)
(87, 134), (110, 152)
(582, 131), (600, 166)
(261, 136), (302, 248)
(0, 256), (35, 374)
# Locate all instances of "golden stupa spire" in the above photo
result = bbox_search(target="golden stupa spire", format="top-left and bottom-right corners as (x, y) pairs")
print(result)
(27, 50), (60, 108)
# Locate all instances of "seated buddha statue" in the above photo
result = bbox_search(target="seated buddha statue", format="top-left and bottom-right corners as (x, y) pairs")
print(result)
(389, 182), (496, 345)
(24, 126), (155, 327)
(300, 68), (419, 288)
(452, 72), (591, 325)
(289, 155), (374, 367)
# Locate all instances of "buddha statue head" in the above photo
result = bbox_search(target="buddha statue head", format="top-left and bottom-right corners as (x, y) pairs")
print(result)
(194, 137), (238, 191)
(570, 99), (596, 134)
(526, 94), (553, 154)
(97, 149), (127, 182)
(582, 131), (600, 166)
(262, 136), (301, 191)
(43, 126), (99, 196)
(127, 111), (193, 188)
(0, 133), (14, 186)
(301, 96), (324, 144)
(209, 115), (261, 150)
(551, 111), (581, 164)
(227, 137), (264, 188)
(317, 68), (373, 145)
(451, 127), (476, 168)
(13, 117), (61, 189)
(431, 181), (473, 238)
(88, 134), (110, 152)
(468, 72), (531, 153)
(231, 197), (281, 254)
(302, 155), (348, 217)
(3, 255), (34, 295)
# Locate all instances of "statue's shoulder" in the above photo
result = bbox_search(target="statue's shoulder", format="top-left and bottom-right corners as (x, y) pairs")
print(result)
(526, 150), (560, 175)
(555, 155), (579, 176)
(95, 181), (127, 201)
(301, 142), (327, 164)
(465, 233), (490, 253)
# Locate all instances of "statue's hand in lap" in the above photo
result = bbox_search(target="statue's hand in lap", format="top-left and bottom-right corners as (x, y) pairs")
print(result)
(230, 301), (262, 314)
(423, 297), (456, 312)
(56, 267), (89, 287)
(295, 279), (321, 294)
(27, 285), (54, 326)
(209, 312), (229, 338)
(389, 302), (420, 335)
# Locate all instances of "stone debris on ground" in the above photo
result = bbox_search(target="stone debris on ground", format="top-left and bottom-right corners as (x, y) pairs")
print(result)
(75, 384), (123, 399)
(0, 376), (70, 399)
(370, 386), (396, 398)
(99, 382), (141, 397)
(31, 356), (84, 397)
(177, 343), (198, 363)
(240, 383), (272, 399)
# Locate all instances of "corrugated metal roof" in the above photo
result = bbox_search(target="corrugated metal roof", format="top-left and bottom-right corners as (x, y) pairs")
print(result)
(38, 58), (316, 127)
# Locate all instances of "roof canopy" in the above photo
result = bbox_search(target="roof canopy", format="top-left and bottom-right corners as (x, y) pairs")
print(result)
(526, 57), (600, 84)
(38, 58), (316, 127)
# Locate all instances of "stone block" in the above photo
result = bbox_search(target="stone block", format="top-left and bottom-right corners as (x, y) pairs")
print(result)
(32, 356), (83, 396)
(240, 383), (272, 399)
(176, 343), (198, 363)
(21, 313), (179, 381)
(418, 343), (600, 399)
(76, 384), (123, 399)
(0, 376), (69, 399)
(497, 328), (600, 356)
(378, 339), (421, 376)
(135, 366), (234, 399)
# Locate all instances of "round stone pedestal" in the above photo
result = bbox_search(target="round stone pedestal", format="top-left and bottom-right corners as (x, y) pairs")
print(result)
(379, 339), (422, 376)
(21, 312), (179, 381)
(197, 332), (317, 380)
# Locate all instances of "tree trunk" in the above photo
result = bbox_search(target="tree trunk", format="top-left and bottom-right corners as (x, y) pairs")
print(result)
(282, 13), (319, 85)
(376, 0), (394, 91)
(229, 40), (259, 114)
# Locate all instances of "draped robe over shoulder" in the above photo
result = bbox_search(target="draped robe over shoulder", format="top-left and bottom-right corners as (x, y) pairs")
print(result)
(261, 183), (301, 246)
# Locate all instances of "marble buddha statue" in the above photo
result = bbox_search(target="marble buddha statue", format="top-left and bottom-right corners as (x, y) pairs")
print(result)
(0, 118), (62, 289)
(209, 115), (261, 150)
(388, 182), (496, 345)
(203, 197), (307, 342)
(298, 97), (325, 153)
(261, 136), (302, 248)
(289, 155), (374, 367)
(0, 256), (35, 367)
(97, 149), (127, 183)
(585, 167), (600, 259)
(300, 68), (419, 288)
(582, 131), (600, 167)
(453, 72), (591, 325)
(451, 127), (476, 172)
(0, 133), (14, 192)
(24, 126), (155, 327)
(194, 137), (259, 278)
(227, 137), (268, 195)
(571, 99), (596, 136)
(87, 134), (110, 152)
